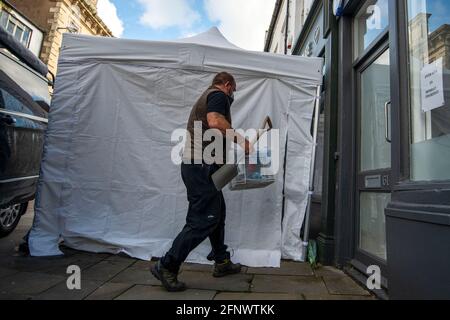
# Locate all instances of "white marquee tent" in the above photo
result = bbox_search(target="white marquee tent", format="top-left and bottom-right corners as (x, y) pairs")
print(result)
(29, 27), (323, 267)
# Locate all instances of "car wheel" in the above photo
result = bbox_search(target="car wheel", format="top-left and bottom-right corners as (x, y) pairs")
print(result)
(0, 203), (27, 238)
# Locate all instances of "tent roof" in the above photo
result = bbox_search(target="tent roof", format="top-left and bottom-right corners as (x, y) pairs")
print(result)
(173, 27), (241, 50)
(60, 27), (323, 84)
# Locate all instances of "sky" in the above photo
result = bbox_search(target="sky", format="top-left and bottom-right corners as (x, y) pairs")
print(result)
(97, 0), (277, 51)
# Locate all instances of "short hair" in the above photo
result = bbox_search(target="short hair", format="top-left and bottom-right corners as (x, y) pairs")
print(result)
(212, 72), (236, 87)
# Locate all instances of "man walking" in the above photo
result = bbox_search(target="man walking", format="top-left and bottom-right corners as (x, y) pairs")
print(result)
(151, 72), (252, 292)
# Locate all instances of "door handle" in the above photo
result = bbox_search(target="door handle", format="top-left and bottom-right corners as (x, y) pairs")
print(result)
(0, 114), (16, 125)
(384, 101), (391, 143)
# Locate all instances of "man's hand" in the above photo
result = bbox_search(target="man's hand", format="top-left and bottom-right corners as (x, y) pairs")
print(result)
(207, 112), (231, 135)
(207, 112), (254, 155)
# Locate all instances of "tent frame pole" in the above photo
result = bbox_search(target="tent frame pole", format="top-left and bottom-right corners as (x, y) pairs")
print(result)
(302, 85), (322, 260)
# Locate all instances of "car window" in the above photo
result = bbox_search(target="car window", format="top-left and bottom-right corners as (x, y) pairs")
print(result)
(0, 87), (35, 116)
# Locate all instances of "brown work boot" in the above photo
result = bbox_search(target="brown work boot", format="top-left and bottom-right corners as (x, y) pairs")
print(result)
(151, 261), (186, 292)
(213, 259), (242, 278)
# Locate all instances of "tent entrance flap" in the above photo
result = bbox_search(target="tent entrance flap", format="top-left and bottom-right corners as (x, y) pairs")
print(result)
(27, 29), (323, 267)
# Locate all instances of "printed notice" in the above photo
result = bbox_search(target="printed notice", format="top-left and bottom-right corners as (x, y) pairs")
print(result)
(421, 57), (445, 112)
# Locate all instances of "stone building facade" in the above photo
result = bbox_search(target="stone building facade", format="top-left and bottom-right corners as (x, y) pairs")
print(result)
(7, 0), (113, 76)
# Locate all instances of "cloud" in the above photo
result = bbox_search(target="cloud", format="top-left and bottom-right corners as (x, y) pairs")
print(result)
(138, 0), (200, 29)
(204, 0), (276, 51)
(97, 0), (124, 37)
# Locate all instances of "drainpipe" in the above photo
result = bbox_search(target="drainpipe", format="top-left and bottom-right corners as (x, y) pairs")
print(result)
(284, 0), (289, 54)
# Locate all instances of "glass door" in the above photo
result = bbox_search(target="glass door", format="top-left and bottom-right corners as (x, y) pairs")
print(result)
(352, 0), (391, 273)
(356, 48), (391, 268)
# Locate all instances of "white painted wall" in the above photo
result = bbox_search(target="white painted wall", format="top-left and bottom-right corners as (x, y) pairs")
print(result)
(268, 0), (287, 54)
(267, 0), (314, 55)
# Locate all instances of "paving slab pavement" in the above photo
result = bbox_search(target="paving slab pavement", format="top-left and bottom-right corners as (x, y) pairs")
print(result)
(178, 271), (253, 292)
(82, 259), (136, 282)
(0, 267), (19, 279)
(131, 260), (155, 269)
(250, 275), (329, 295)
(85, 282), (135, 300)
(0, 204), (375, 300)
(115, 285), (217, 300)
(109, 266), (163, 286)
(303, 293), (377, 300)
(0, 272), (66, 295)
(214, 292), (304, 300)
(322, 275), (372, 296)
(247, 261), (314, 276)
(33, 279), (104, 300)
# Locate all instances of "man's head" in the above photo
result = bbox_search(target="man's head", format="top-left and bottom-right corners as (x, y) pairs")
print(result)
(212, 72), (236, 100)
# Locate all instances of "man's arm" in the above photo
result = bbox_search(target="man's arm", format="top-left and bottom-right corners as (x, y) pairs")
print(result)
(207, 112), (253, 155)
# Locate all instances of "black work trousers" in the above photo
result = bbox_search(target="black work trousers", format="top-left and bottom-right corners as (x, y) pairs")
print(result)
(161, 163), (229, 274)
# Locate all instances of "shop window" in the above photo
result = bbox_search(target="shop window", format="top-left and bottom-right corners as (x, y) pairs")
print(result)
(354, 0), (389, 58)
(407, 0), (450, 181)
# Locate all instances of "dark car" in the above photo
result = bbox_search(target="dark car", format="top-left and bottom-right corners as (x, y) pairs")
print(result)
(0, 26), (51, 237)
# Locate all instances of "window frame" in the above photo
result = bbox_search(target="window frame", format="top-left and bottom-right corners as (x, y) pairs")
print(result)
(353, 0), (390, 61)
(392, 0), (450, 189)
(0, 10), (33, 48)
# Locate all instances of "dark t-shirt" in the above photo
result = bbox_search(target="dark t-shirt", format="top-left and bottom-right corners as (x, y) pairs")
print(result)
(207, 91), (231, 118)
(206, 91), (231, 164)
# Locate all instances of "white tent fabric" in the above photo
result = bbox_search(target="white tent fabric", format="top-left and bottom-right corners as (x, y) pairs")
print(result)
(29, 28), (323, 267)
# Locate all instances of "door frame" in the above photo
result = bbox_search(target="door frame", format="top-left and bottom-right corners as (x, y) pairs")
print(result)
(336, 0), (450, 296)
(353, 40), (390, 277)
(335, 0), (399, 290)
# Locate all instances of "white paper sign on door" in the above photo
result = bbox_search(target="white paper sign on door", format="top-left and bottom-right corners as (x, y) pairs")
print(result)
(421, 58), (445, 113)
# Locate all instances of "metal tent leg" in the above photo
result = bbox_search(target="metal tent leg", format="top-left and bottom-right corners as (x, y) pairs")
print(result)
(302, 85), (322, 261)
